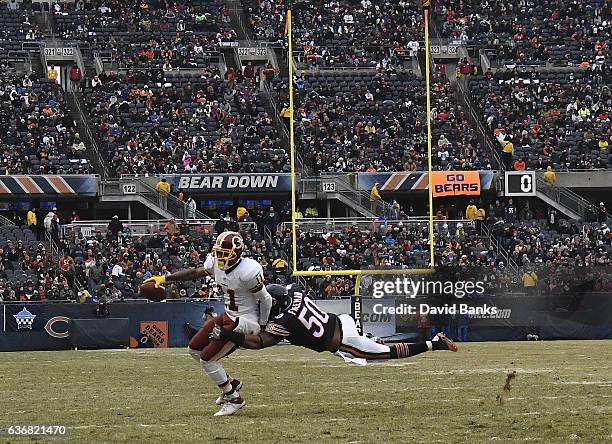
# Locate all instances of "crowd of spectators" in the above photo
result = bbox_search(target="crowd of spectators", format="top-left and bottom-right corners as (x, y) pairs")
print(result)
(435, 0), (610, 67)
(242, 0), (423, 68)
(472, 68), (611, 170)
(0, 71), (90, 174)
(281, 69), (491, 173)
(55, 0), (236, 70)
(83, 69), (288, 176)
(288, 216), (530, 297)
(0, 2), (42, 53)
(3, 199), (612, 301)
(0, 204), (293, 302)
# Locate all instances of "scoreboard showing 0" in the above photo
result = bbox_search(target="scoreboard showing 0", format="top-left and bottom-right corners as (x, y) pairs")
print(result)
(505, 171), (537, 196)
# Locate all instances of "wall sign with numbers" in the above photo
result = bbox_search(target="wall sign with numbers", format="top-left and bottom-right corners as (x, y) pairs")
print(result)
(43, 47), (75, 57)
(429, 45), (458, 55)
(321, 181), (336, 192)
(505, 171), (537, 196)
(121, 183), (137, 195)
(237, 47), (268, 57)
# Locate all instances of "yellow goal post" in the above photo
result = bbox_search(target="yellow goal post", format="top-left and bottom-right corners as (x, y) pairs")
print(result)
(286, 3), (436, 295)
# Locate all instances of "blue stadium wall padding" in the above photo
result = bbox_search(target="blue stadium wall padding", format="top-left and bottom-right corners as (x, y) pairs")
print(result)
(0, 294), (610, 351)
(0, 301), (225, 352)
(70, 318), (130, 349)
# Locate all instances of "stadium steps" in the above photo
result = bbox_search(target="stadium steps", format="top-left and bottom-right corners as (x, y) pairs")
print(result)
(82, 57), (97, 78)
(64, 92), (111, 178)
(224, 0), (251, 41)
(258, 88), (303, 173)
(99, 179), (211, 221)
(30, 53), (45, 79)
(33, 12), (55, 38)
(274, 48), (289, 79)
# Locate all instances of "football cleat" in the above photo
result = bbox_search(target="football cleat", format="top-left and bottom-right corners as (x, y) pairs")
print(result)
(213, 396), (246, 417)
(432, 332), (458, 352)
(215, 379), (243, 405)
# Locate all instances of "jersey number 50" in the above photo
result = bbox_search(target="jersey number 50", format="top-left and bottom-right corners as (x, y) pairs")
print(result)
(297, 299), (329, 338)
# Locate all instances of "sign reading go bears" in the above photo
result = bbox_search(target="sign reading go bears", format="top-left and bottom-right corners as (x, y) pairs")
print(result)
(431, 171), (481, 197)
(356, 171), (494, 193)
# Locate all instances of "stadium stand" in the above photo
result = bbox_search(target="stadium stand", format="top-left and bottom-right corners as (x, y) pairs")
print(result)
(435, 0), (610, 67)
(55, 0), (236, 60)
(0, 73), (90, 174)
(471, 69), (611, 170)
(0, 201), (294, 302)
(242, 0), (423, 68)
(0, 2), (41, 50)
(82, 71), (289, 176)
(0, 0), (609, 303)
(279, 70), (492, 173)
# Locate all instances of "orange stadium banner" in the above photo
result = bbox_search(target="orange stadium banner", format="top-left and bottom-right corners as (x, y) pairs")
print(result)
(140, 321), (169, 348)
(431, 171), (481, 197)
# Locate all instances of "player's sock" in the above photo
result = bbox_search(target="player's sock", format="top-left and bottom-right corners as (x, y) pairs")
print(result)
(389, 342), (430, 359)
(188, 347), (201, 362)
(201, 360), (229, 386)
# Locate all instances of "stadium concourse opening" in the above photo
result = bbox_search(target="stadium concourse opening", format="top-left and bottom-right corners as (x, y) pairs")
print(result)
(287, 7), (436, 286)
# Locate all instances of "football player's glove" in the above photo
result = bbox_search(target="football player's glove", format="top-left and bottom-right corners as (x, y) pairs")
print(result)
(210, 324), (245, 346)
(143, 275), (166, 288)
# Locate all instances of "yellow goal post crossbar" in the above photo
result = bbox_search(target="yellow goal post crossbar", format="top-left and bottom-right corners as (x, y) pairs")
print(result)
(287, 4), (436, 293)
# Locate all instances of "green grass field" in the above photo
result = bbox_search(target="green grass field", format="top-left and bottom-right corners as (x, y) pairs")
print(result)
(1, 341), (611, 443)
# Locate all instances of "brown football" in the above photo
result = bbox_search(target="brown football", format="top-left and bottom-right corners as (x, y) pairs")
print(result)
(138, 282), (167, 301)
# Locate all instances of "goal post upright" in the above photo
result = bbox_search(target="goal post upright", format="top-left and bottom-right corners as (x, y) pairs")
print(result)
(290, 3), (437, 294)
(424, 1), (435, 268)
(287, 9), (298, 272)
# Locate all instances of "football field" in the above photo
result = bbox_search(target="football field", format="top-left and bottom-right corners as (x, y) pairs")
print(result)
(1, 341), (610, 443)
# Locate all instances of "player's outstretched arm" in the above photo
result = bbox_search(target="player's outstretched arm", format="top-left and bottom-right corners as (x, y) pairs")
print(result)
(166, 267), (211, 282)
(143, 267), (210, 287)
(212, 325), (281, 350)
(144, 254), (214, 287)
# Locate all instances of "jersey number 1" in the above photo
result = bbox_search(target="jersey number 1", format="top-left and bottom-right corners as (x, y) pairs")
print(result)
(297, 298), (329, 338)
(220, 287), (238, 311)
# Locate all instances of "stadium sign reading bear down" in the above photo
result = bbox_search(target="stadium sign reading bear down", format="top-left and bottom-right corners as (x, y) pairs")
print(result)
(164, 174), (292, 193)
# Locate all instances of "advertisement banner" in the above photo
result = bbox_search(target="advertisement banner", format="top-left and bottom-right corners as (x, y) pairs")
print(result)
(431, 171), (481, 197)
(4, 305), (48, 332)
(135, 321), (169, 348)
(163, 174), (292, 193)
(0, 175), (99, 196)
(356, 171), (495, 192)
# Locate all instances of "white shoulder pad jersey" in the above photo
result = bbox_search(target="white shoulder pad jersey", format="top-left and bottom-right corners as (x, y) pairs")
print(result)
(206, 255), (265, 323)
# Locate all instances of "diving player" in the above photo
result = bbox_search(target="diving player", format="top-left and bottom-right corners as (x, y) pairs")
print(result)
(213, 284), (457, 362)
(145, 231), (272, 416)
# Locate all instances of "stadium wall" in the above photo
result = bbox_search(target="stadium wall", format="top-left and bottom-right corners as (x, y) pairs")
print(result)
(0, 301), (224, 352)
(1, 294), (610, 352)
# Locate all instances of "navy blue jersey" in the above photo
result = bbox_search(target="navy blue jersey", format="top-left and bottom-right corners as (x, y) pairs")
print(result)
(265, 289), (337, 352)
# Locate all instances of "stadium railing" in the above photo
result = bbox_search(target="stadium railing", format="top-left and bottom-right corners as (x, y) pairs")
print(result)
(71, 90), (110, 178)
(61, 219), (257, 237)
(300, 177), (394, 217)
(283, 217), (471, 234)
(479, 222), (519, 273)
(100, 179), (211, 221)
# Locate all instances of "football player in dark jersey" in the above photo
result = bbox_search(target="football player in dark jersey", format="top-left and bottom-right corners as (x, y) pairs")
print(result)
(213, 284), (457, 363)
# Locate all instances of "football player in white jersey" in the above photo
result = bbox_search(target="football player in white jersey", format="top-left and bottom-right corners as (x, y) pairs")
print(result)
(144, 231), (272, 416)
